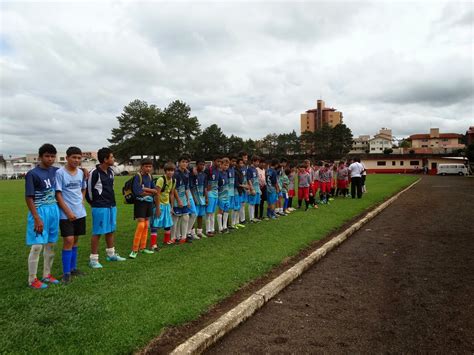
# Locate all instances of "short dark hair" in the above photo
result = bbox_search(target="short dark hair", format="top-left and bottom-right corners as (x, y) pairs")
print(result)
(164, 162), (176, 171)
(38, 143), (57, 157)
(354, 157), (361, 163)
(196, 159), (206, 164)
(284, 168), (291, 175)
(238, 151), (248, 157)
(271, 159), (279, 167)
(141, 158), (153, 166)
(66, 146), (82, 157)
(251, 155), (260, 162)
(237, 157), (244, 164)
(178, 155), (190, 163)
(280, 158), (288, 163)
(97, 147), (113, 163)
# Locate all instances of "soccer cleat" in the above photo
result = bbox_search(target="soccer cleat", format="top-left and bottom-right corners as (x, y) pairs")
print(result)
(236, 223), (246, 228)
(71, 269), (86, 277)
(129, 251), (138, 259)
(207, 231), (215, 237)
(107, 254), (126, 262)
(197, 232), (207, 238)
(221, 229), (230, 234)
(42, 274), (60, 285)
(89, 260), (103, 269)
(62, 273), (72, 285)
(29, 278), (48, 289)
(166, 238), (176, 245)
(141, 249), (154, 254)
(151, 245), (160, 252)
(228, 226), (236, 230)
(186, 235), (193, 243)
(192, 234), (201, 240)
(179, 238), (186, 244)
(270, 215), (278, 220)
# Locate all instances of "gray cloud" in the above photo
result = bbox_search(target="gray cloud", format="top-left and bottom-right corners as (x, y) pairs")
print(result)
(0, 1), (472, 156)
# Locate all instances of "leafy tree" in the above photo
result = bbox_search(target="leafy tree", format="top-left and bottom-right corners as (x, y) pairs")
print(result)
(331, 124), (353, 157)
(192, 124), (227, 160)
(226, 135), (245, 155)
(383, 148), (394, 155)
(108, 99), (200, 165)
(399, 139), (411, 148)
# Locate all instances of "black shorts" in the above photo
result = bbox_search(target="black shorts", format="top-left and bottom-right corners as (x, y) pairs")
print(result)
(60, 217), (86, 237)
(134, 200), (153, 219)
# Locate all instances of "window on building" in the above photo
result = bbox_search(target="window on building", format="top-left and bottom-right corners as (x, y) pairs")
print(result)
(392, 161), (396, 166)
(371, 148), (375, 151)
(377, 161), (386, 166)
(422, 139), (428, 142)
(400, 161), (404, 166)
(379, 148), (383, 150)
(442, 138), (448, 142)
(410, 161), (420, 166)
(422, 145), (428, 148)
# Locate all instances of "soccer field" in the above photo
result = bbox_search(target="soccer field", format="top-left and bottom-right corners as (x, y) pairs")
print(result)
(0, 174), (417, 354)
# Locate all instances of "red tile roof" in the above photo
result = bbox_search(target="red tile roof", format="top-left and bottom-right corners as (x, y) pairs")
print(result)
(408, 133), (461, 140)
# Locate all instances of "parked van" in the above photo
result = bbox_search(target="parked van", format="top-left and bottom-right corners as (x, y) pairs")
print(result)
(437, 164), (468, 176)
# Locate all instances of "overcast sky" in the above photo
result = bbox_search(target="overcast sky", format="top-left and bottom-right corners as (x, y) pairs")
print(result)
(0, 0), (472, 156)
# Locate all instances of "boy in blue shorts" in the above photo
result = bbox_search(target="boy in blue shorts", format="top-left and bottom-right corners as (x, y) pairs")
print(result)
(266, 159), (280, 220)
(150, 162), (176, 248)
(230, 157), (246, 230)
(186, 161), (199, 242)
(190, 159), (208, 239)
(87, 148), (126, 268)
(55, 146), (87, 284)
(227, 157), (236, 230)
(172, 156), (191, 244)
(25, 143), (61, 289)
(238, 153), (249, 225)
(129, 159), (157, 259)
(246, 156), (261, 223)
(205, 157), (221, 236)
(217, 157), (231, 233)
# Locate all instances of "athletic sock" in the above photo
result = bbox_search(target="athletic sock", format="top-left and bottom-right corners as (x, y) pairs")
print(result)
(188, 214), (197, 235)
(210, 214), (216, 232)
(181, 214), (189, 238)
(62, 249), (72, 275)
(249, 205), (255, 220)
(70, 246), (78, 271)
(105, 247), (115, 258)
(217, 214), (223, 232)
(139, 220), (149, 250)
(206, 215), (211, 233)
(298, 199), (302, 208)
(239, 205), (246, 222)
(28, 245), (42, 284)
(133, 220), (146, 251)
(223, 212), (229, 228)
(43, 244), (55, 278)
(164, 230), (171, 244)
(150, 233), (157, 247)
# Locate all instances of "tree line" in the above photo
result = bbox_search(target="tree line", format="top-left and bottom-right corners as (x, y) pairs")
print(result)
(108, 99), (354, 165)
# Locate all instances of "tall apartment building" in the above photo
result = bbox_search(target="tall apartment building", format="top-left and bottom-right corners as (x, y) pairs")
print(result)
(300, 99), (343, 134)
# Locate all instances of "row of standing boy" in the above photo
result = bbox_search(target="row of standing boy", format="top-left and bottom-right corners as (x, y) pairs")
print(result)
(24, 143), (364, 289)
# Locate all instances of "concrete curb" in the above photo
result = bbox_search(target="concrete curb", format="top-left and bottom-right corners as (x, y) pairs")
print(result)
(171, 179), (421, 355)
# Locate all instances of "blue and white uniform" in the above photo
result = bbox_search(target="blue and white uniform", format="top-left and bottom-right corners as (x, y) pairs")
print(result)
(191, 170), (207, 217)
(266, 167), (278, 205)
(218, 170), (230, 212)
(25, 166), (60, 245)
(173, 169), (190, 216)
(55, 167), (87, 220)
(246, 166), (261, 205)
(206, 166), (219, 214)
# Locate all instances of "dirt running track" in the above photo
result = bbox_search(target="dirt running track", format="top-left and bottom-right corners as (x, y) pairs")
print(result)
(206, 176), (474, 354)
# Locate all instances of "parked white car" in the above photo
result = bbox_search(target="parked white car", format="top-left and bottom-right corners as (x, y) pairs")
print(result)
(437, 164), (468, 176)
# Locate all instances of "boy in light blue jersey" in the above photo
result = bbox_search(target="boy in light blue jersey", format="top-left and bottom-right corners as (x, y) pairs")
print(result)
(230, 157), (246, 230)
(266, 159), (280, 220)
(205, 157), (221, 236)
(239, 153), (249, 224)
(55, 146), (87, 284)
(217, 157), (231, 233)
(25, 144), (60, 289)
(275, 158), (288, 216)
(172, 156), (192, 244)
(190, 159), (207, 239)
(246, 156), (261, 223)
(226, 158), (236, 230)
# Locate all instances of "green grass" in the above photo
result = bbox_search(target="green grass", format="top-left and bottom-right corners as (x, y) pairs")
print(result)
(0, 174), (417, 354)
